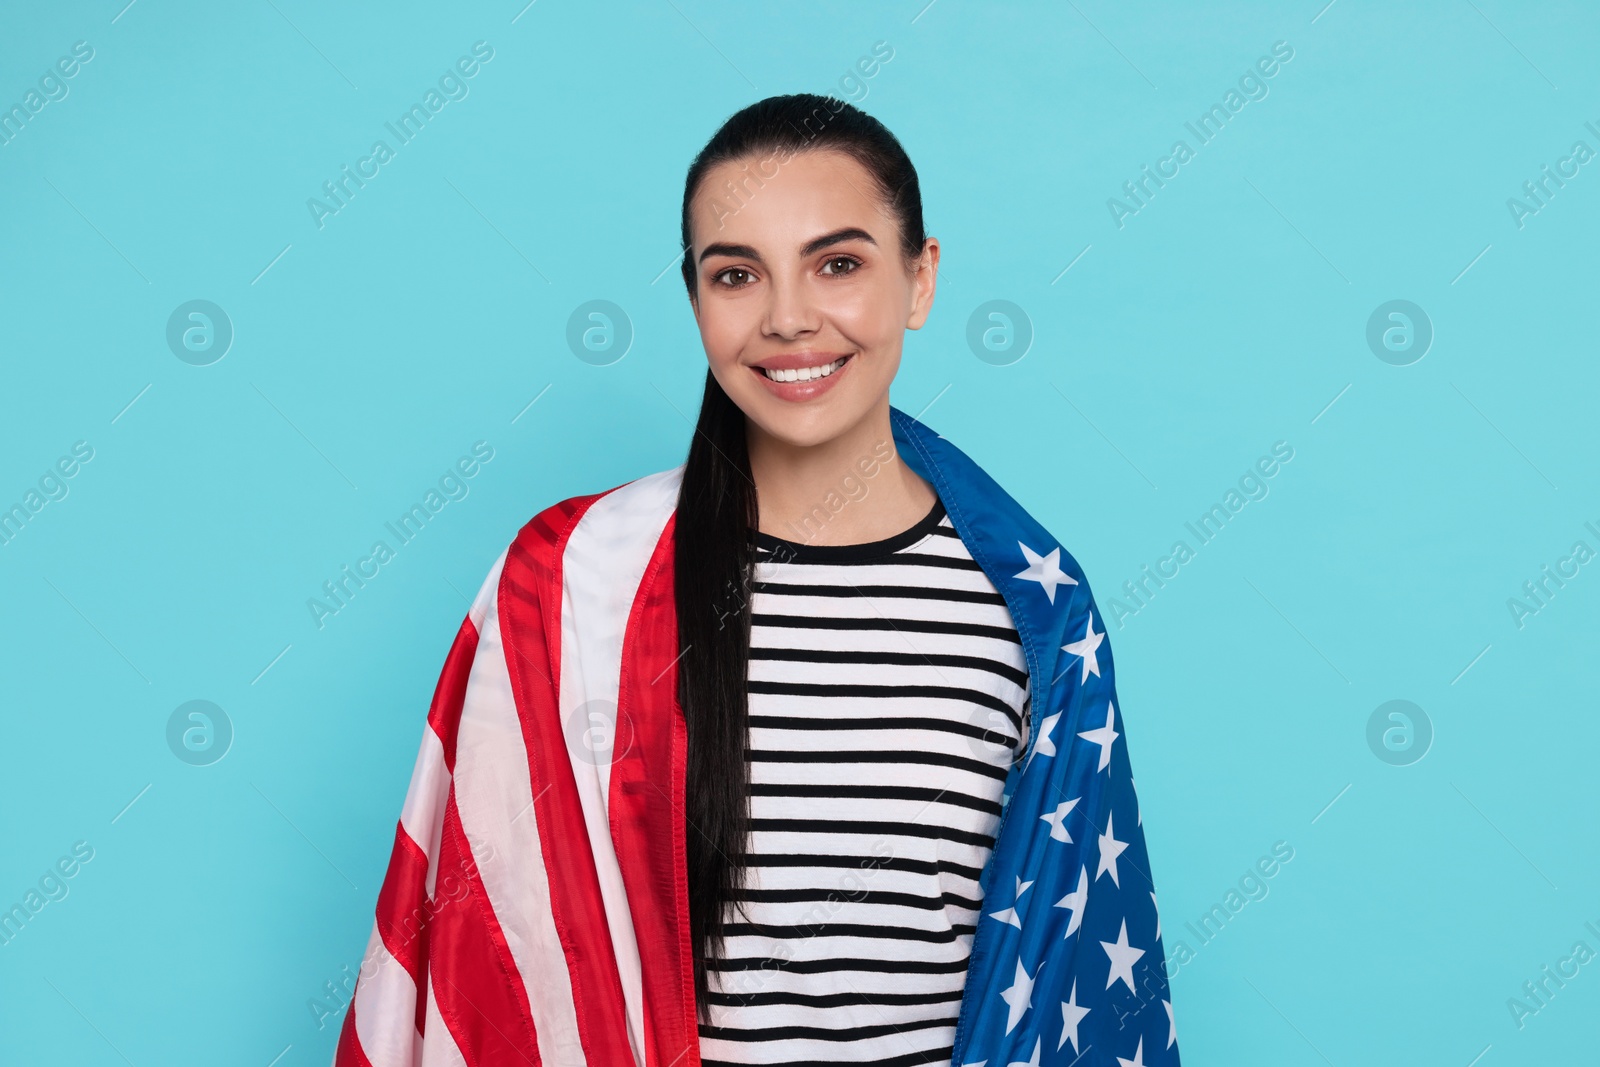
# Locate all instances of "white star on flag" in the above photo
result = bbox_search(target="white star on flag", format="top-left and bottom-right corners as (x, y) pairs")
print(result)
(1000, 958), (1038, 1034)
(1061, 612), (1104, 683)
(1053, 866), (1089, 939)
(1151, 890), (1160, 939)
(1117, 1036), (1147, 1067)
(1164, 999), (1176, 1048)
(1025, 711), (1060, 771)
(988, 875), (1034, 928)
(1096, 811), (1129, 886)
(1039, 796), (1079, 843)
(1100, 919), (1145, 993)
(1076, 701), (1120, 772)
(1006, 1037), (1042, 1067)
(1058, 980), (1090, 1053)
(1014, 541), (1076, 604)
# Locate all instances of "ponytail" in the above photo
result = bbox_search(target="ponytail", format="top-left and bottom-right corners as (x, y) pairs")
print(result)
(674, 368), (758, 1019)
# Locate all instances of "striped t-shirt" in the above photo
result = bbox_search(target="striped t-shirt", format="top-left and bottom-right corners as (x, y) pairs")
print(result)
(697, 496), (1032, 1067)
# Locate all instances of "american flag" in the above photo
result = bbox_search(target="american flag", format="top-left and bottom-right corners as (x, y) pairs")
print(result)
(333, 406), (1179, 1066)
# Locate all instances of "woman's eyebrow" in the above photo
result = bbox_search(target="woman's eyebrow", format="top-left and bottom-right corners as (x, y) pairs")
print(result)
(697, 227), (878, 266)
(799, 227), (877, 256)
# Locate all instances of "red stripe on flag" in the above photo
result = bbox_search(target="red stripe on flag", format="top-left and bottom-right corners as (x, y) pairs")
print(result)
(373, 824), (432, 1036)
(429, 790), (543, 1066)
(375, 825), (431, 981)
(333, 997), (377, 1067)
(498, 492), (639, 1066)
(427, 615), (481, 773)
(610, 512), (700, 1067)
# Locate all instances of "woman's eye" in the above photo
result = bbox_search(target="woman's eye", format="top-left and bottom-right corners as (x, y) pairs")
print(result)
(821, 255), (860, 276)
(713, 267), (754, 288)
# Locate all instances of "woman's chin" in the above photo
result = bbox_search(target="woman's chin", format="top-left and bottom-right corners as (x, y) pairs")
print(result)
(740, 392), (881, 452)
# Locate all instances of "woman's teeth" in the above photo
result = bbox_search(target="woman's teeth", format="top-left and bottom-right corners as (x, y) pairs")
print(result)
(761, 356), (848, 382)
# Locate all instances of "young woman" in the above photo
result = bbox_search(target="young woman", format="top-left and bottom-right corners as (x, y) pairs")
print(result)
(334, 95), (1179, 1067)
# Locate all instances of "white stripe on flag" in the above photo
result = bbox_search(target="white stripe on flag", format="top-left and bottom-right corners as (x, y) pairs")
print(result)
(398, 724), (448, 900)
(557, 464), (683, 1067)
(452, 578), (585, 1066)
(400, 549), (503, 902)
(468, 549), (508, 633)
(350, 928), (419, 1067)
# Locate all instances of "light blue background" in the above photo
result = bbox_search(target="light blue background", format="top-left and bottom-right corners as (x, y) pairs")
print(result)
(3, 1), (1597, 1063)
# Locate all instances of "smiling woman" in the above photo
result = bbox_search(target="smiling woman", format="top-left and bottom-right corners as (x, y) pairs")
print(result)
(334, 93), (1179, 1067)
(669, 97), (1174, 1066)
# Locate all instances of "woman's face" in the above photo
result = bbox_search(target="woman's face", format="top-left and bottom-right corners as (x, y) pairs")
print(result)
(687, 148), (938, 450)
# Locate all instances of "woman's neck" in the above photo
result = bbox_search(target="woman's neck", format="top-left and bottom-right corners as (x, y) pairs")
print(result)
(746, 402), (937, 548)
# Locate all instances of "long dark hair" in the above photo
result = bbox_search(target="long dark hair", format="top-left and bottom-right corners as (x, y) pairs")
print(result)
(673, 93), (928, 1020)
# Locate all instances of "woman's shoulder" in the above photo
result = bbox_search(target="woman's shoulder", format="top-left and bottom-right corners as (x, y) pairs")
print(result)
(464, 463), (687, 621)
(904, 426), (1111, 654)
(510, 462), (685, 553)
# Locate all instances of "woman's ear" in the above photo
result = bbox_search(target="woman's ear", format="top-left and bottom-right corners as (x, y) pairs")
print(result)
(906, 237), (940, 331)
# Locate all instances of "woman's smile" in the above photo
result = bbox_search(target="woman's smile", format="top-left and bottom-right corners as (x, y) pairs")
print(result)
(749, 351), (855, 401)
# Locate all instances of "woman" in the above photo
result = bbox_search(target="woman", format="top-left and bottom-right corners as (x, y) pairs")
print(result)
(334, 95), (1179, 1067)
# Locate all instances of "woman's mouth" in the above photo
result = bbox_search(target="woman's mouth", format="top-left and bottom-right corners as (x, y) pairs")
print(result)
(758, 355), (849, 382)
(750, 354), (854, 401)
